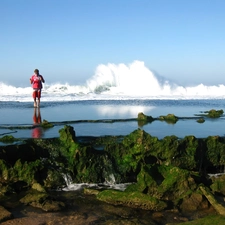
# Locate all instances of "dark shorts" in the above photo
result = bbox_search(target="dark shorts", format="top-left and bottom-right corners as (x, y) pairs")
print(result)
(33, 89), (41, 99)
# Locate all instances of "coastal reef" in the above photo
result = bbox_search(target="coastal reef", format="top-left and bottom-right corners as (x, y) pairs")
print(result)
(1, 124), (225, 224)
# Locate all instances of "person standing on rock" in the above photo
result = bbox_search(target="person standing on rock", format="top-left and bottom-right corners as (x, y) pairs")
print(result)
(30, 69), (45, 107)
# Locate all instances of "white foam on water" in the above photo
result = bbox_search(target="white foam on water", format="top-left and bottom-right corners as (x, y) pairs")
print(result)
(62, 183), (131, 192)
(1, 60), (225, 101)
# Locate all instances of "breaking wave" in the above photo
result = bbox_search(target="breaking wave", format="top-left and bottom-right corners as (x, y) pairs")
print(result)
(1, 60), (225, 101)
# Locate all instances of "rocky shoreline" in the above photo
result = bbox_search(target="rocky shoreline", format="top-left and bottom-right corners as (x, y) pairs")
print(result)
(1, 111), (225, 224)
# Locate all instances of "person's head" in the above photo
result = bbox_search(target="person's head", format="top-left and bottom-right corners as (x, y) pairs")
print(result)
(34, 69), (39, 75)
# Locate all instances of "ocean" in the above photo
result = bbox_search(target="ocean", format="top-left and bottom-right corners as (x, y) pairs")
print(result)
(0, 61), (225, 139)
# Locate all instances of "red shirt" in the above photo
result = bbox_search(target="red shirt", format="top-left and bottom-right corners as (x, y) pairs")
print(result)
(30, 74), (44, 89)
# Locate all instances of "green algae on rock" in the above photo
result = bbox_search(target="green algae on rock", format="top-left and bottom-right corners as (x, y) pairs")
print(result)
(2, 125), (225, 223)
(206, 109), (224, 118)
(137, 112), (154, 126)
(195, 109), (224, 118)
(210, 174), (225, 196)
(197, 118), (205, 123)
(125, 164), (199, 207)
(0, 135), (19, 143)
(41, 119), (54, 128)
(159, 114), (178, 124)
(137, 112), (153, 121)
(97, 190), (167, 211)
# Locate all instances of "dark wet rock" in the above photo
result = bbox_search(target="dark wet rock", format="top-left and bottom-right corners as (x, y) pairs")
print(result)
(170, 215), (225, 225)
(197, 118), (205, 123)
(0, 205), (13, 223)
(99, 204), (134, 219)
(200, 186), (225, 216)
(180, 192), (208, 212)
(19, 189), (65, 212)
(0, 140), (49, 165)
(20, 191), (48, 205)
(100, 218), (157, 225)
(30, 199), (65, 212)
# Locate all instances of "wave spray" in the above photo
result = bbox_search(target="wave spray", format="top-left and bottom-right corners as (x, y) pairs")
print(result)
(86, 60), (225, 99)
(1, 60), (225, 101)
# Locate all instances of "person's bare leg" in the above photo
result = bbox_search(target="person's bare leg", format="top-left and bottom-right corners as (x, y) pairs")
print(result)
(33, 91), (37, 107)
(37, 99), (40, 107)
(37, 90), (41, 107)
(34, 98), (37, 107)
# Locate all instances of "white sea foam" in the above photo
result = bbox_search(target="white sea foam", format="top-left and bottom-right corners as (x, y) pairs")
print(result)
(62, 182), (131, 192)
(1, 61), (225, 101)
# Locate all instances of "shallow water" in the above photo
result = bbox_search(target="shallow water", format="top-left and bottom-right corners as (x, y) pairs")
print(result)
(0, 99), (225, 139)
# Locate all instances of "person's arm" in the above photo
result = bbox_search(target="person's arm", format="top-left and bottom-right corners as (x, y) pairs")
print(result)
(40, 75), (45, 83)
(30, 77), (33, 84)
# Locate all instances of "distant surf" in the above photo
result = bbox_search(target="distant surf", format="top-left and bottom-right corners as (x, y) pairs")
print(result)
(1, 61), (225, 101)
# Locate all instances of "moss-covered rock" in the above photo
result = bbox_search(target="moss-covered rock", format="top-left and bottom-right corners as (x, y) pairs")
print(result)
(125, 165), (158, 193)
(2, 125), (225, 219)
(13, 159), (44, 185)
(159, 114), (178, 124)
(104, 129), (225, 180)
(0, 159), (10, 181)
(195, 109), (224, 118)
(124, 164), (202, 210)
(41, 119), (54, 128)
(31, 182), (46, 192)
(175, 135), (199, 170)
(137, 112), (154, 126)
(206, 109), (224, 118)
(105, 129), (158, 181)
(210, 174), (225, 195)
(0, 135), (19, 143)
(97, 190), (167, 211)
(139, 165), (197, 204)
(137, 112), (154, 121)
(205, 136), (225, 169)
(197, 118), (205, 123)
(58, 125), (118, 183)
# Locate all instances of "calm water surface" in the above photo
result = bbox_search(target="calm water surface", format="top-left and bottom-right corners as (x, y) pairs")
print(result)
(0, 99), (225, 139)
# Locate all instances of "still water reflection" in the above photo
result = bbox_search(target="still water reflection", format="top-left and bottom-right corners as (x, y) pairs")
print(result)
(0, 99), (225, 139)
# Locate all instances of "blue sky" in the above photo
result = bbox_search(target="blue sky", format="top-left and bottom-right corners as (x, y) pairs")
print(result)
(1, 0), (225, 87)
